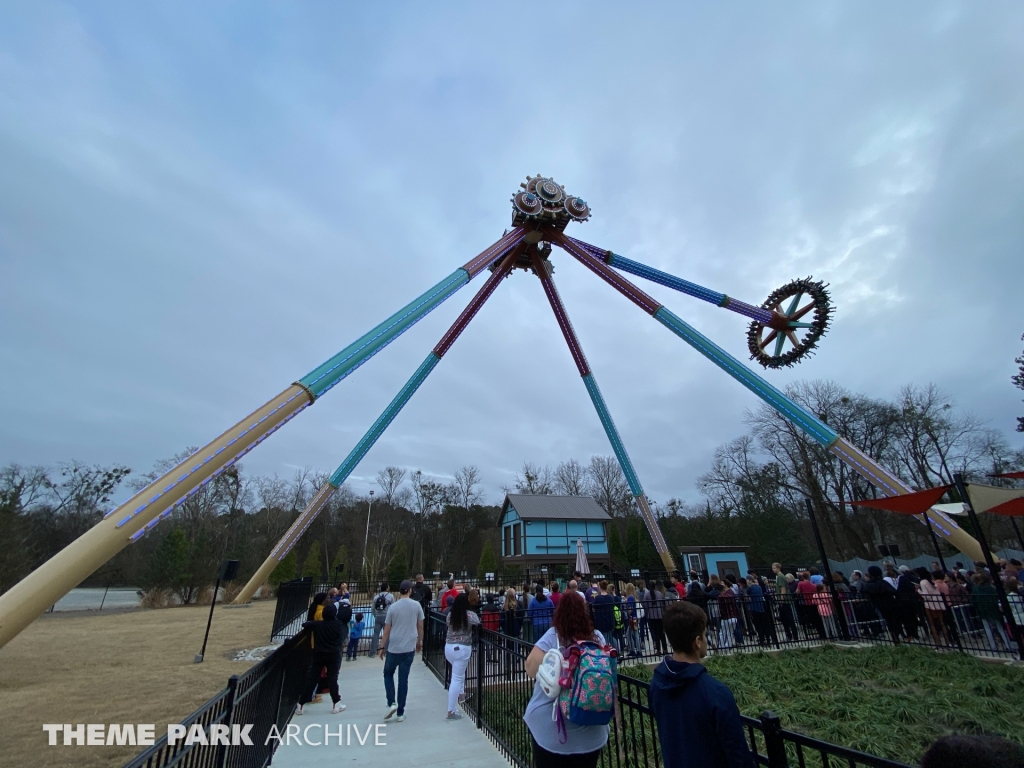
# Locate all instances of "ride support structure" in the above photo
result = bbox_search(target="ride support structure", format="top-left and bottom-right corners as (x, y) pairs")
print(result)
(0, 174), (984, 651)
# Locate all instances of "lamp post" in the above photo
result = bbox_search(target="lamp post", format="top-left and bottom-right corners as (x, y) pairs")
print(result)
(362, 490), (374, 578)
(804, 498), (849, 640)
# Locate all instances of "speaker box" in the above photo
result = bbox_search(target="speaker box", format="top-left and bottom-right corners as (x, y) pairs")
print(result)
(218, 559), (240, 581)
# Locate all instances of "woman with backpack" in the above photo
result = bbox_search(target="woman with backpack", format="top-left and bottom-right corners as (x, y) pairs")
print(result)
(444, 593), (481, 721)
(524, 592), (613, 768)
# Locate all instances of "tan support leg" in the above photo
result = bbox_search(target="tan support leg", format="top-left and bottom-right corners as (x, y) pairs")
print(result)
(635, 495), (676, 572)
(233, 482), (337, 604)
(828, 437), (985, 563)
(0, 385), (311, 650)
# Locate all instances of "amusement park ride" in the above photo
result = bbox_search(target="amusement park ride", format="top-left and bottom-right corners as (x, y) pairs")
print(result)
(0, 176), (985, 648)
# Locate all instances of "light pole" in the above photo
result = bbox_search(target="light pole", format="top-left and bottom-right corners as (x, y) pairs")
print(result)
(362, 490), (374, 578)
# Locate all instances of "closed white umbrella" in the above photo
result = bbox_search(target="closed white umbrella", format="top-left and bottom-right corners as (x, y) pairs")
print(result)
(575, 538), (590, 576)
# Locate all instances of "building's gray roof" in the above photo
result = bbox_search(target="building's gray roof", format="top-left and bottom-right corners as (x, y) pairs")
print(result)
(501, 494), (612, 524)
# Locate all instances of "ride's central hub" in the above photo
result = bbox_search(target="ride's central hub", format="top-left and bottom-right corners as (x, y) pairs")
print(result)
(509, 175), (589, 272)
(511, 174), (590, 231)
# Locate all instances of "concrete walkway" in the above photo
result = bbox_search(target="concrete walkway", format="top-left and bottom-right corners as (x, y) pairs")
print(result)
(269, 655), (511, 768)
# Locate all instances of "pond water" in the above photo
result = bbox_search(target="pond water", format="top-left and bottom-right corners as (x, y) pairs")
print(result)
(50, 587), (142, 611)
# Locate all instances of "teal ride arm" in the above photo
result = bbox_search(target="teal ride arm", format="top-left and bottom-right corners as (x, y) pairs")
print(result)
(327, 352), (441, 487)
(299, 270), (468, 398)
(582, 374), (643, 496)
(652, 307), (838, 446)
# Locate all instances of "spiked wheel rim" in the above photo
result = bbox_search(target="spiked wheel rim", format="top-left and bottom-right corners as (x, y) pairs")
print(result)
(747, 277), (832, 369)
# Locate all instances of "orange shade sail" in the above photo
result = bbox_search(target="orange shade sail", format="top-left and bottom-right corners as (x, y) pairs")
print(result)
(849, 485), (953, 515)
(989, 471), (1024, 480)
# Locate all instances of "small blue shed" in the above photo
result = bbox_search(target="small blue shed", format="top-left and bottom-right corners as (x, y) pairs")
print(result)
(677, 546), (750, 582)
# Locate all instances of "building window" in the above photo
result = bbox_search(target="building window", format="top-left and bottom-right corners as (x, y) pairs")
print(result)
(504, 526), (512, 557)
(513, 523), (522, 556)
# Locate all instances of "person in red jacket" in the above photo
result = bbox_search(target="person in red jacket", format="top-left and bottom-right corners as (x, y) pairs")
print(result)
(548, 581), (562, 608)
(439, 579), (460, 611)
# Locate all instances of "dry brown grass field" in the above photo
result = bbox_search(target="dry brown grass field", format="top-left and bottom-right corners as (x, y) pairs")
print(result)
(0, 599), (277, 768)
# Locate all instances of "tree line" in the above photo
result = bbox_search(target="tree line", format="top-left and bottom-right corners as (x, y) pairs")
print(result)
(1, 379), (1021, 601)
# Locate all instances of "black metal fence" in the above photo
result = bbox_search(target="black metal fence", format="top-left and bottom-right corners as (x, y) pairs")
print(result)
(421, 611), (912, 768)
(270, 578), (313, 641)
(124, 631), (313, 768)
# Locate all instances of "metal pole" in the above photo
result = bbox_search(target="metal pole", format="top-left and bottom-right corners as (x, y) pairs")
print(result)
(804, 498), (849, 640)
(362, 491), (374, 576)
(196, 577), (222, 663)
(1011, 516), (1024, 555)
(954, 473), (1023, 659)
(921, 512), (948, 573)
(99, 582), (110, 611)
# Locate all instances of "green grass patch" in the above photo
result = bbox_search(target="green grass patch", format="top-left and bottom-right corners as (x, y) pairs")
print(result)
(620, 645), (1024, 765)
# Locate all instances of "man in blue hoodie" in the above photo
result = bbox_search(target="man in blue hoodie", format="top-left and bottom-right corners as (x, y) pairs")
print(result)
(648, 601), (753, 768)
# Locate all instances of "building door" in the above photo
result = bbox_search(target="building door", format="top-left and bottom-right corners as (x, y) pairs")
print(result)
(716, 561), (740, 581)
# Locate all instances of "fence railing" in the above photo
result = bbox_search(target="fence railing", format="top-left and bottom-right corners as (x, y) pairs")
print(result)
(421, 611), (913, 768)
(270, 578), (314, 641)
(124, 630), (312, 768)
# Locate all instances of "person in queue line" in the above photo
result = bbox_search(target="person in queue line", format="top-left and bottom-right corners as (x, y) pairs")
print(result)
(649, 601), (754, 768)
(411, 573), (432, 614)
(591, 580), (617, 652)
(622, 582), (640, 656)
(500, 587), (521, 636)
(296, 601), (346, 715)
(523, 592), (610, 768)
(305, 592), (331, 703)
(443, 593), (480, 721)
(635, 579), (652, 653)
(549, 581), (562, 609)
(861, 565), (901, 643)
(378, 579), (424, 723)
(646, 578), (668, 656)
(915, 567), (951, 646)
(438, 579), (459, 612)
(369, 582), (394, 657)
(529, 582), (555, 637)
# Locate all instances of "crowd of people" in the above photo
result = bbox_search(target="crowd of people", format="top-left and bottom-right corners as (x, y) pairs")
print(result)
(288, 566), (1024, 768)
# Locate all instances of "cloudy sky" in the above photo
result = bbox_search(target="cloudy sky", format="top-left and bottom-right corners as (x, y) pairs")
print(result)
(1, 2), (1022, 508)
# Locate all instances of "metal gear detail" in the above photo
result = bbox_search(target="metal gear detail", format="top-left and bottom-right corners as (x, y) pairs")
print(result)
(746, 278), (832, 368)
(510, 175), (590, 231)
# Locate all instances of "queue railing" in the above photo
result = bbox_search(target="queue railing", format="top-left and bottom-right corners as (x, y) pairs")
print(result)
(124, 630), (313, 768)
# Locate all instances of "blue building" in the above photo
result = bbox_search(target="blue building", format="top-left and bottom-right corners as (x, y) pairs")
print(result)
(677, 546), (750, 582)
(499, 494), (611, 570)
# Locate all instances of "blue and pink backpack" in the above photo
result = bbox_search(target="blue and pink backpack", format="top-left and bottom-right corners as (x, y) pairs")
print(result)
(553, 640), (618, 740)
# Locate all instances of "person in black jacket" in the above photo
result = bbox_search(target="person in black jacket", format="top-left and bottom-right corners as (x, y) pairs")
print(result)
(649, 601), (754, 768)
(296, 602), (346, 715)
(860, 565), (901, 643)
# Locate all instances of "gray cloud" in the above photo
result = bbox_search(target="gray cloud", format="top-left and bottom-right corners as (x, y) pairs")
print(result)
(1, 2), (1022, 507)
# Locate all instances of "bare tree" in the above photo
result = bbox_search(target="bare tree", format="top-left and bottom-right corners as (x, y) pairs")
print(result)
(376, 466), (407, 507)
(514, 462), (554, 495)
(553, 459), (590, 496)
(587, 456), (632, 517)
(451, 466), (483, 511)
(410, 470), (447, 571)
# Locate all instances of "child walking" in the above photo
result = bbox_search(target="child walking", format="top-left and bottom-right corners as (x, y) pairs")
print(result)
(347, 613), (365, 661)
